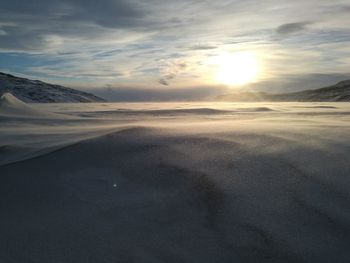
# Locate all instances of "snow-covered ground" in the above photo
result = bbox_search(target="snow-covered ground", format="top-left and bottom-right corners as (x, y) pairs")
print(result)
(1, 94), (350, 262)
(0, 72), (104, 103)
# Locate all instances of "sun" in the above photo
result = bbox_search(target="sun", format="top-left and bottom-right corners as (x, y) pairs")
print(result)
(215, 51), (258, 86)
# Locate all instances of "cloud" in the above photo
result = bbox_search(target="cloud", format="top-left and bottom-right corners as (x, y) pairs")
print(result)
(320, 4), (350, 14)
(89, 84), (228, 101)
(0, 0), (147, 28)
(249, 73), (350, 93)
(158, 78), (169, 86)
(158, 62), (187, 86)
(188, 44), (217, 50)
(276, 22), (311, 36)
(0, 0), (150, 53)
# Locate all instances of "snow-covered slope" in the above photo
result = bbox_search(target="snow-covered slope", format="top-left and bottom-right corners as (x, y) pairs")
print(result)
(0, 92), (63, 118)
(217, 79), (350, 102)
(0, 72), (105, 103)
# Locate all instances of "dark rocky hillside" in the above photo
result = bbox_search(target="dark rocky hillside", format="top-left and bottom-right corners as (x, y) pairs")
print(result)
(0, 72), (105, 103)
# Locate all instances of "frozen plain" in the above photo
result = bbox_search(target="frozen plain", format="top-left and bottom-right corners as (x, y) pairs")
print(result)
(1, 93), (350, 262)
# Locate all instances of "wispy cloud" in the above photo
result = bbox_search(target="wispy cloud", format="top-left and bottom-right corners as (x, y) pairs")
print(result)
(275, 22), (311, 37)
(0, 0), (349, 95)
(159, 61), (187, 86)
(187, 44), (217, 50)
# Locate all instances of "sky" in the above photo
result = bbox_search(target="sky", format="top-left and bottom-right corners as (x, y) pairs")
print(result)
(1, 0), (350, 100)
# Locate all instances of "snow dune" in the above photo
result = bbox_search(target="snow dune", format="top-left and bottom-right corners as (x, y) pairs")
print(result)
(1, 95), (350, 262)
(0, 93), (114, 165)
(0, 92), (44, 117)
(0, 92), (62, 118)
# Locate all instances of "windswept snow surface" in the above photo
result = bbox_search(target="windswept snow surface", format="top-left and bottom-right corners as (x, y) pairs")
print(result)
(1, 96), (350, 263)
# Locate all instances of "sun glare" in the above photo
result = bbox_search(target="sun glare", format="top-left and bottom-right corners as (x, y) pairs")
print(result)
(215, 51), (259, 86)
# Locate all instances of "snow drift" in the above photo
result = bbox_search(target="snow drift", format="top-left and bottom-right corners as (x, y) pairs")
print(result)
(1, 101), (350, 263)
(0, 92), (49, 117)
(0, 92), (72, 120)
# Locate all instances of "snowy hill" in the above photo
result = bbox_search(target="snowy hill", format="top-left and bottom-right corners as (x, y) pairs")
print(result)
(0, 72), (105, 103)
(216, 79), (350, 102)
